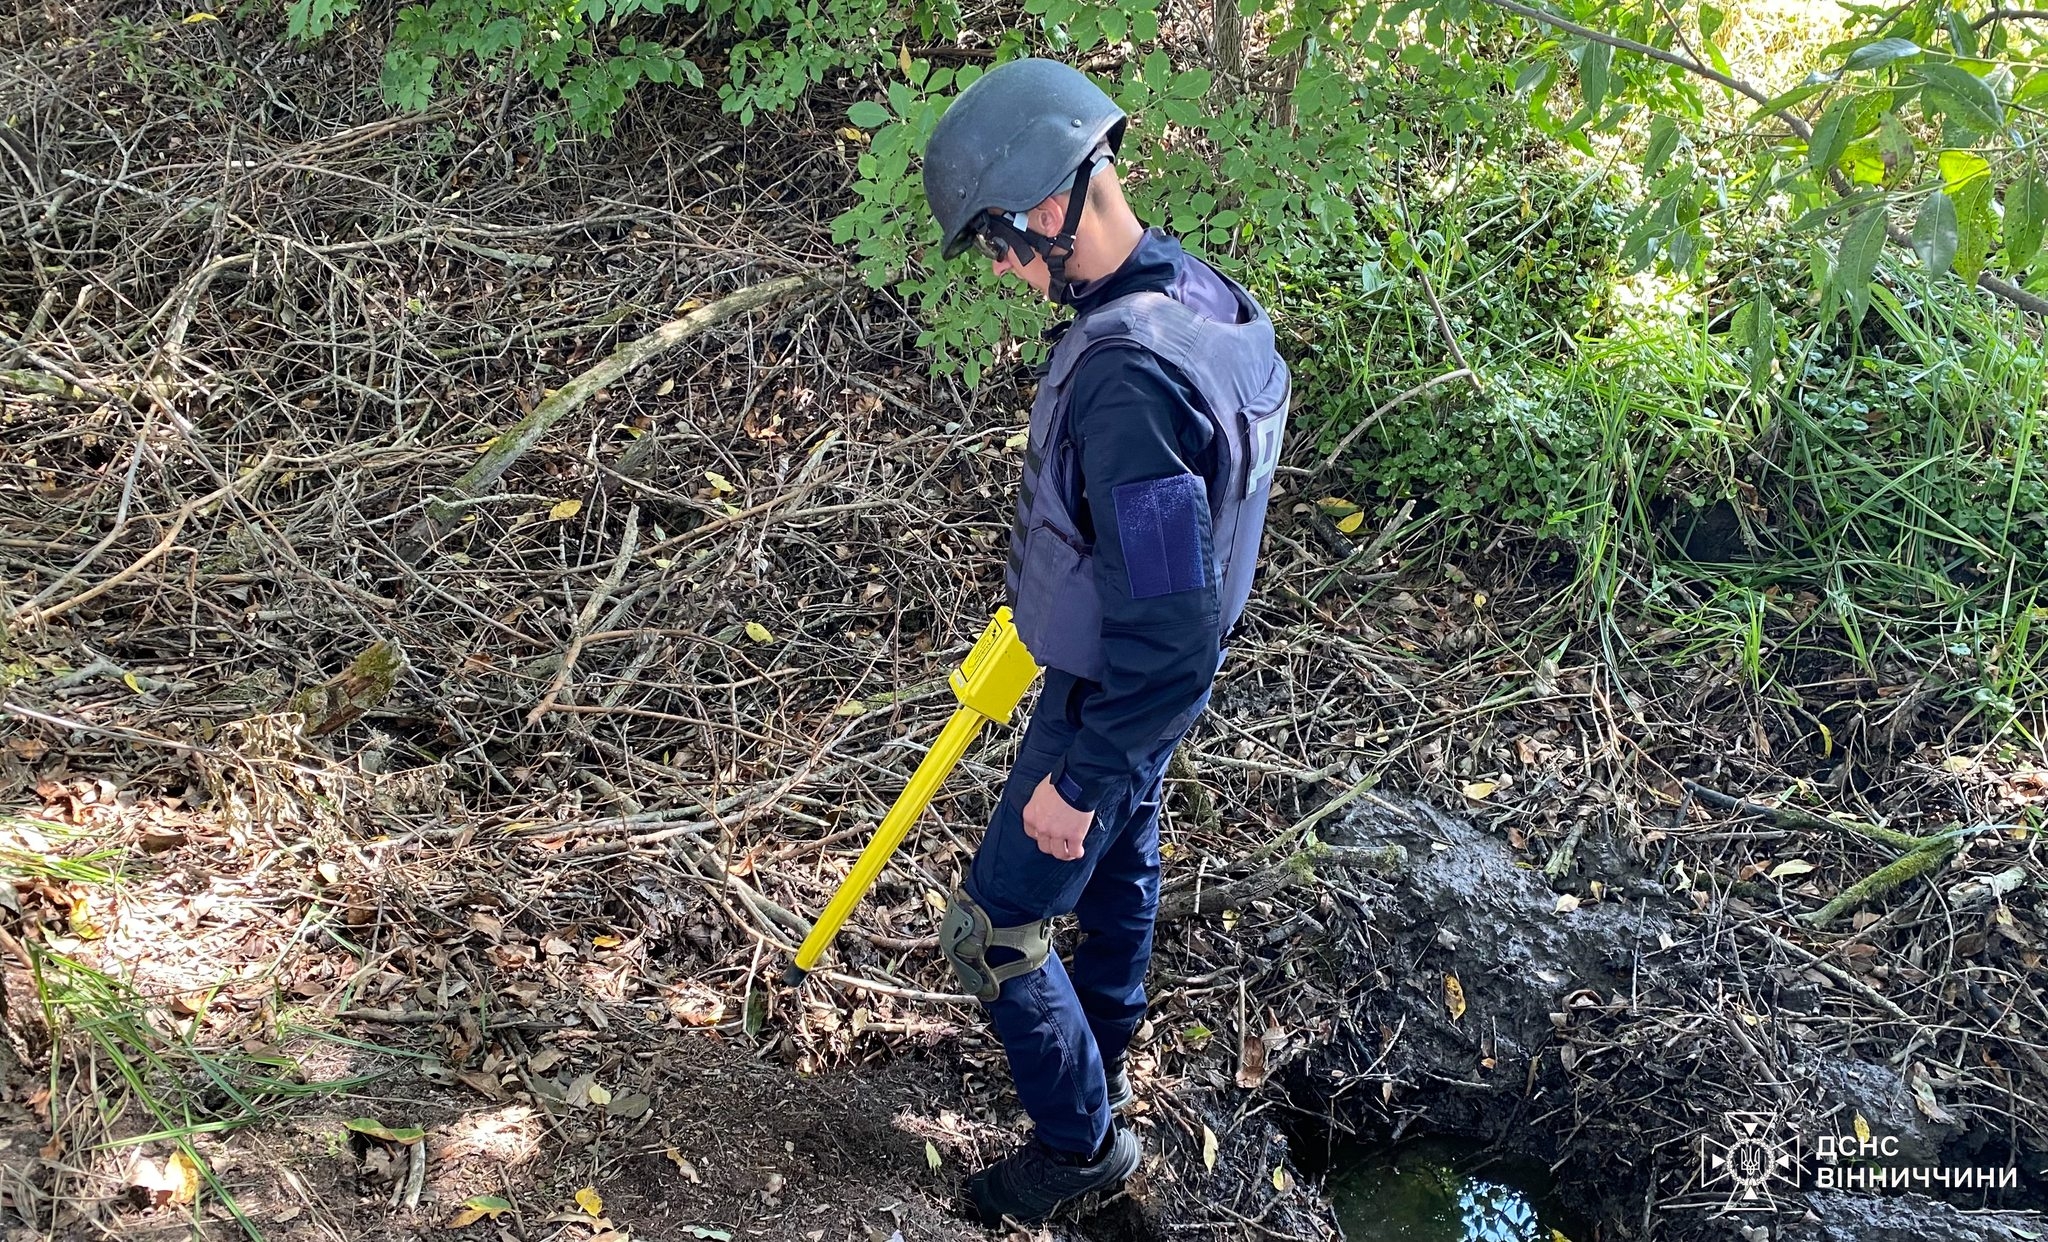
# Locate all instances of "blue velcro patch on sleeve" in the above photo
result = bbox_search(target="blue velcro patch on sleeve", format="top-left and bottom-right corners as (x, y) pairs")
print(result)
(1113, 472), (1208, 599)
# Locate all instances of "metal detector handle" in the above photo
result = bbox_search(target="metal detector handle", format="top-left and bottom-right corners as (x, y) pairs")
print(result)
(783, 608), (1040, 986)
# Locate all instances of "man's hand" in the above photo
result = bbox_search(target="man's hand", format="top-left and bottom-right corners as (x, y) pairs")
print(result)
(1022, 775), (1094, 861)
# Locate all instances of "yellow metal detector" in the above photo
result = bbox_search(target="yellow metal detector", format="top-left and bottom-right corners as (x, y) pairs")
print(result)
(782, 607), (1041, 987)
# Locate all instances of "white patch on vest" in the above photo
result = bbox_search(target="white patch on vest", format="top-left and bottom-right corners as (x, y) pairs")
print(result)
(1244, 409), (1284, 496)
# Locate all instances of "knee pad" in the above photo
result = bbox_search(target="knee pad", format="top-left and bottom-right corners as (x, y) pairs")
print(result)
(938, 888), (1051, 1002)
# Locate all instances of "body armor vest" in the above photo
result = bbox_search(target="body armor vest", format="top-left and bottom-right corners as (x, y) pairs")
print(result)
(1005, 254), (1290, 682)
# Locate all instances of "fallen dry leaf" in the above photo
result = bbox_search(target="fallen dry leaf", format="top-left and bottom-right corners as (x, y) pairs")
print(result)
(165, 1150), (200, 1206)
(1909, 1067), (1955, 1124)
(1235, 1030), (1268, 1088)
(68, 894), (106, 940)
(665, 984), (726, 1026)
(665, 1148), (703, 1183)
(1444, 973), (1468, 1021)
(448, 1195), (512, 1228)
(1201, 1125), (1219, 1171)
(488, 942), (537, 969)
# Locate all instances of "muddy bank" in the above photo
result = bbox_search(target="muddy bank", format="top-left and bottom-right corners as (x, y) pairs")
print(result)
(1250, 794), (2047, 1242)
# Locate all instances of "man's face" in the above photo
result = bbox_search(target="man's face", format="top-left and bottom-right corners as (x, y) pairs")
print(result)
(978, 200), (1064, 299)
(992, 245), (1051, 297)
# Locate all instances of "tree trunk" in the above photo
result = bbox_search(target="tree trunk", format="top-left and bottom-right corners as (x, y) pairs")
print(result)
(1268, 41), (1305, 129)
(1211, 0), (1245, 110)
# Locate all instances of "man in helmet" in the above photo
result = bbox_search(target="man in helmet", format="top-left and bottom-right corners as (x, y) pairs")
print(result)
(921, 58), (1290, 1226)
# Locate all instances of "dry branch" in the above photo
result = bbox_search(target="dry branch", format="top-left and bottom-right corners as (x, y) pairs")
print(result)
(527, 506), (641, 724)
(1801, 835), (1961, 925)
(1682, 781), (1922, 852)
(1158, 841), (1404, 922)
(402, 270), (846, 559)
(1315, 369), (1476, 474)
(6, 454), (274, 629)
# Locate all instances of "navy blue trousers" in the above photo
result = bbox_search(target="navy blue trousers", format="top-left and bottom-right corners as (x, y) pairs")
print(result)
(964, 669), (1205, 1157)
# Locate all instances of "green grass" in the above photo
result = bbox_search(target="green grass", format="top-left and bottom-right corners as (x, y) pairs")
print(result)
(1, 818), (399, 1239)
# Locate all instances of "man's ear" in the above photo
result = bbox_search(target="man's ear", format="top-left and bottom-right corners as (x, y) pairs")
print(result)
(1030, 194), (1069, 239)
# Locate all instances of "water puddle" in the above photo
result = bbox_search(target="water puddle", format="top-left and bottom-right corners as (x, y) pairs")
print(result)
(1329, 1136), (1586, 1242)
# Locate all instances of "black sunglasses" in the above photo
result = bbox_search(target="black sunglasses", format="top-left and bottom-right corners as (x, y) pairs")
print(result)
(968, 211), (1033, 262)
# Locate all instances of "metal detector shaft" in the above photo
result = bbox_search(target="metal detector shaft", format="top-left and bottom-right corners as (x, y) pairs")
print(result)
(783, 607), (1039, 987)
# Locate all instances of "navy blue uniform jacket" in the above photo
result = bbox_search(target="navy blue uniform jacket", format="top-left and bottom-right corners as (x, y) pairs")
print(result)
(1042, 230), (1231, 813)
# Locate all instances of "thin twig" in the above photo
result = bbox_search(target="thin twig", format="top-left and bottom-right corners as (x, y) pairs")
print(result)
(1317, 370), (1475, 472)
(7, 454), (274, 628)
(527, 506), (641, 724)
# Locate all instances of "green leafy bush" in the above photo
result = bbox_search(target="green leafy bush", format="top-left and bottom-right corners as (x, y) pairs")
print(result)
(1358, 372), (1610, 533)
(829, 59), (1048, 389)
(284, 0), (956, 137)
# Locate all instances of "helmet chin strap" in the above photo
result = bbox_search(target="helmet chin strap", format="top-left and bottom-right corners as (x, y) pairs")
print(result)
(1020, 156), (1104, 306)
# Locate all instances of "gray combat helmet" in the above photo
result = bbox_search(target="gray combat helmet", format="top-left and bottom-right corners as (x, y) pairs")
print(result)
(922, 58), (1127, 260)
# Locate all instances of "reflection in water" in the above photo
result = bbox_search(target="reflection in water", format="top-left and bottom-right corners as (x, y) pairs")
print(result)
(1458, 1176), (1542, 1241)
(1331, 1137), (1577, 1242)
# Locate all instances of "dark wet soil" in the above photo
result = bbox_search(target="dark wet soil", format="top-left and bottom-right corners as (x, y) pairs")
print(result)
(1291, 795), (2047, 1242)
(102, 1037), (989, 1242)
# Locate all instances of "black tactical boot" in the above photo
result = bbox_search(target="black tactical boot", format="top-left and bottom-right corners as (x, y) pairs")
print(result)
(964, 1128), (1140, 1227)
(1105, 1061), (1133, 1112)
